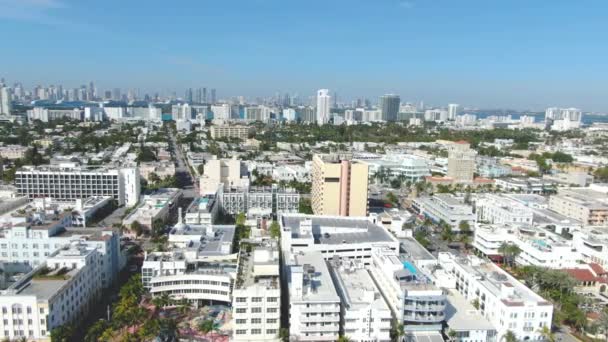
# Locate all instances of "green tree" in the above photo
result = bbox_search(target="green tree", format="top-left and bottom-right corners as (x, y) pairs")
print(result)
(386, 192), (399, 205)
(298, 198), (313, 214)
(130, 220), (144, 237)
(84, 319), (109, 342)
(390, 320), (404, 342)
(458, 220), (471, 234)
(197, 320), (215, 334)
(501, 330), (518, 342)
(448, 329), (457, 341)
(277, 328), (290, 342)
(338, 335), (353, 342)
(537, 326), (555, 342)
(269, 220), (281, 239)
(595, 166), (608, 182)
(50, 324), (74, 342)
(440, 223), (454, 243)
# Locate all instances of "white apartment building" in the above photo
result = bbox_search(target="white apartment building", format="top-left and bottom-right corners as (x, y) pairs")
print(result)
(232, 241), (281, 342)
(475, 194), (533, 225)
(445, 291), (497, 342)
(272, 165), (310, 183)
(573, 227), (608, 267)
(142, 225), (237, 306)
(546, 107), (582, 131)
(122, 188), (182, 230)
(199, 157), (248, 195)
(0, 244), (102, 341)
(549, 188), (608, 226)
(139, 161), (176, 181)
(473, 224), (578, 269)
(0, 145), (28, 160)
(220, 186), (300, 217)
(368, 247), (446, 332)
(447, 141), (477, 183)
(316, 89), (331, 125)
(184, 196), (219, 226)
(279, 214), (399, 265)
(412, 194), (475, 230)
(211, 104), (232, 120)
(0, 214), (124, 289)
(288, 251), (341, 341)
(360, 155), (430, 182)
(438, 253), (553, 341)
(0, 86), (12, 115)
(329, 258), (392, 342)
(27, 107), (83, 122)
(15, 163), (140, 206)
(210, 125), (253, 140)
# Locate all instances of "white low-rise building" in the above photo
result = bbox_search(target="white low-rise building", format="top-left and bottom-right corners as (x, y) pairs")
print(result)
(475, 194), (533, 225)
(0, 243), (102, 341)
(232, 241), (281, 342)
(279, 214), (399, 265)
(329, 258), (392, 342)
(122, 188), (182, 230)
(0, 145), (28, 160)
(368, 247), (446, 333)
(438, 253), (553, 341)
(473, 223), (578, 268)
(287, 251), (341, 341)
(413, 194), (475, 230)
(142, 224), (237, 306)
(184, 196), (219, 226)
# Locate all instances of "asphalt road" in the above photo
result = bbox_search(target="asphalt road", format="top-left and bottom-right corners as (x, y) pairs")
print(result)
(167, 127), (197, 199)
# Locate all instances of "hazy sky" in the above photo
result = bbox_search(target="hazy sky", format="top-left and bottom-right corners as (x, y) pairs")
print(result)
(0, 0), (607, 111)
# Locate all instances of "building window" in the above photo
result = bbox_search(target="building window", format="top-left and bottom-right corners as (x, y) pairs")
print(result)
(267, 297), (278, 302)
(236, 319), (247, 324)
(251, 308), (262, 313)
(235, 297), (247, 303)
(236, 330), (247, 335)
(252, 297), (263, 302)
(235, 308), (247, 314)
(267, 308), (278, 313)
(251, 329), (261, 335)
(251, 318), (262, 324)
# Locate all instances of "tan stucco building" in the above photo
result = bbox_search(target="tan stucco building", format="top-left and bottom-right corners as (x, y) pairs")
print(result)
(311, 153), (368, 216)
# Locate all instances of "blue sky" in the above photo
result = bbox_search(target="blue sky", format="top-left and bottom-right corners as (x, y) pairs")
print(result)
(0, 0), (607, 111)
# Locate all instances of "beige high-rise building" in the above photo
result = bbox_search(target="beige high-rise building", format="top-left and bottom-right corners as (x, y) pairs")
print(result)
(447, 141), (477, 183)
(199, 156), (248, 195)
(311, 153), (368, 216)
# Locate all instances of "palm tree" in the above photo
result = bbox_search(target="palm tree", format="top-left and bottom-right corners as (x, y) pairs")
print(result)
(537, 326), (555, 342)
(338, 335), (352, 342)
(501, 330), (518, 342)
(277, 327), (289, 342)
(176, 298), (192, 315)
(391, 321), (405, 342)
(447, 329), (457, 341)
(152, 292), (172, 309)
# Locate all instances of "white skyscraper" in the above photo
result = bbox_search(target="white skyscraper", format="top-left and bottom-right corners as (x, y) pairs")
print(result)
(0, 86), (12, 115)
(316, 89), (331, 125)
(448, 103), (459, 120)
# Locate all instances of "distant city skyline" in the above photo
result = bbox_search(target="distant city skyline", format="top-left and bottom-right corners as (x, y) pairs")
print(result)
(1, 1), (607, 111)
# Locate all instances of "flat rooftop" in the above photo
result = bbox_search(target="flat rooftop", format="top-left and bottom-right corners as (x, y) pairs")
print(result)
(282, 214), (396, 245)
(400, 237), (435, 261)
(292, 251), (339, 302)
(331, 264), (388, 311)
(444, 291), (496, 331)
(447, 253), (548, 305)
